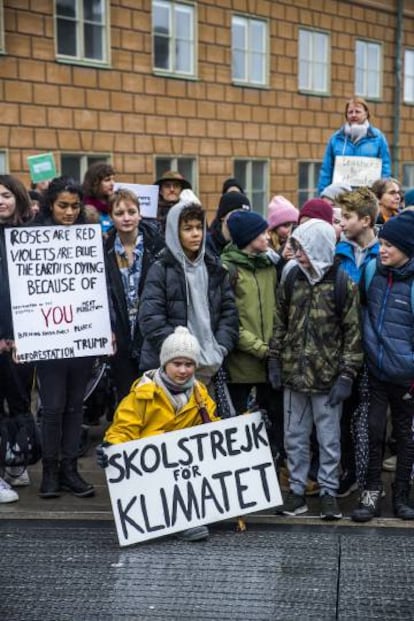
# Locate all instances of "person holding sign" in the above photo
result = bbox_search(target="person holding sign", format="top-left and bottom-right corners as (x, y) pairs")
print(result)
(33, 177), (95, 499)
(105, 188), (164, 405)
(0, 175), (33, 501)
(317, 97), (391, 195)
(97, 326), (219, 541)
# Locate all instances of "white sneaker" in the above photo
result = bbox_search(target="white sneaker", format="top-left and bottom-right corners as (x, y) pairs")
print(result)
(4, 467), (31, 487)
(382, 455), (397, 472)
(0, 476), (19, 503)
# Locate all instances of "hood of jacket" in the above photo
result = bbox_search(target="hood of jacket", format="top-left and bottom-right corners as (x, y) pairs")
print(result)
(221, 243), (272, 270)
(291, 218), (336, 284)
(165, 190), (206, 268)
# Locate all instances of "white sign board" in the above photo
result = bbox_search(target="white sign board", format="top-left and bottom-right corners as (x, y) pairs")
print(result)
(332, 155), (382, 187)
(5, 225), (113, 362)
(105, 412), (282, 547)
(113, 183), (159, 219)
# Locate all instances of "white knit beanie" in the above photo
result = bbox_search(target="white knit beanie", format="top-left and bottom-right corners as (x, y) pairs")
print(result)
(159, 326), (201, 367)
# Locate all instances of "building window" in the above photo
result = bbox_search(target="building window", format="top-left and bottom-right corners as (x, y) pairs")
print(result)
(232, 16), (268, 87)
(234, 160), (268, 214)
(404, 50), (414, 104)
(152, 1), (195, 77)
(60, 154), (111, 183)
(298, 161), (321, 208)
(298, 29), (329, 94)
(55, 0), (109, 65)
(0, 151), (7, 174)
(355, 39), (382, 99)
(155, 157), (196, 191)
(402, 163), (414, 192)
(0, 1), (5, 53)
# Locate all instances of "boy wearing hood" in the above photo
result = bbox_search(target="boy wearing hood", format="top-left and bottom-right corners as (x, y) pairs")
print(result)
(268, 219), (362, 519)
(138, 190), (238, 387)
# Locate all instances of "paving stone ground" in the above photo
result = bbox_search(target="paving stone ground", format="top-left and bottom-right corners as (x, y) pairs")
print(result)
(1, 521), (414, 621)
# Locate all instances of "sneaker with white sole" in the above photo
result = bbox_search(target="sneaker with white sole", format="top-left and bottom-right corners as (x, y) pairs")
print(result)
(320, 493), (342, 520)
(280, 491), (308, 516)
(0, 476), (19, 503)
(4, 467), (31, 487)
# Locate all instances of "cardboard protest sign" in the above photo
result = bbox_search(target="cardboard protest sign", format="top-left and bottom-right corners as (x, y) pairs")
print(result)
(27, 153), (57, 183)
(113, 183), (159, 218)
(332, 155), (382, 187)
(5, 224), (113, 362)
(105, 412), (282, 547)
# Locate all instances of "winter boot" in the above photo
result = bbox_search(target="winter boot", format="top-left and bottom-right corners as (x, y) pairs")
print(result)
(39, 460), (61, 498)
(351, 489), (382, 522)
(59, 459), (95, 498)
(392, 482), (414, 520)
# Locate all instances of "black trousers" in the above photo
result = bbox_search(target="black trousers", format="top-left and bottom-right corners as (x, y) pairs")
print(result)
(228, 382), (284, 457)
(37, 357), (93, 462)
(110, 351), (140, 405)
(0, 352), (33, 416)
(366, 374), (414, 488)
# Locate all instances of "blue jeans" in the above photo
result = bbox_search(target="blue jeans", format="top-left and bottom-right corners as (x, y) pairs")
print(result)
(284, 388), (342, 496)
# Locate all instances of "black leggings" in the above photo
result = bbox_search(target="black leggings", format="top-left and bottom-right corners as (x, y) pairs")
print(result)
(37, 357), (93, 462)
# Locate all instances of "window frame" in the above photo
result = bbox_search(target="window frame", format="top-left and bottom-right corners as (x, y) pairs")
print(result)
(404, 49), (414, 105)
(355, 39), (382, 100)
(298, 161), (322, 208)
(298, 28), (330, 96)
(154, 156), (197, 193)
(60, 153), (112, 184)
(233, 158), (269, 215)
(54, 0), (110, 67)
(231, 14), (269, 88)
(152, 0), (197, 79)
(0, 150), (8, 174)
(402, 163), (414, 192)
(0, 1), (5, 54)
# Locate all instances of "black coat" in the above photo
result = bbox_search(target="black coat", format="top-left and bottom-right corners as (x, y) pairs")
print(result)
(138, 247), (238, 371)
(0, 227), (13, 340)
(104, 220), (164, 359)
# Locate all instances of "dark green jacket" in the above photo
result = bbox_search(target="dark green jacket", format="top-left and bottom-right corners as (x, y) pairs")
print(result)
(269, 264), (362, 392)
(221, 245), (277, 383)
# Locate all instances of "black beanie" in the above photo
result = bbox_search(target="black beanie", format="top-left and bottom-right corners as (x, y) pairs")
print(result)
(227, 211), (268, 249)
(221, 177), (244, 194)
(217, 191), (251, 220)
(379, 211), (414, 258)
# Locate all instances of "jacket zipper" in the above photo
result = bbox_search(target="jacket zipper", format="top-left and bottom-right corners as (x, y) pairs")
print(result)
(376, 272), (392, 371)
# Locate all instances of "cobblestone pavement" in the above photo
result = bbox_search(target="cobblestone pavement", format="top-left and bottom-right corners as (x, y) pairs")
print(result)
(1, 521), (413, 621)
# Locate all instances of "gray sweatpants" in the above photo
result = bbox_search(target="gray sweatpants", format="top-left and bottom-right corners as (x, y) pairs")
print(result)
(284, 388), (342, 496)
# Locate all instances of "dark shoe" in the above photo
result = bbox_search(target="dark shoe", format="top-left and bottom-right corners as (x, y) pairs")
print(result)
(39, 460), (61, 499)
(336, 471), (358, 498)
(320, 493), (342, 520)
(351, 489), (382, 523)
(59, 460), (95, 498)
(280, 492), (308, 516)
(392, 482), (414, 520)
(176, 526), (209, 542)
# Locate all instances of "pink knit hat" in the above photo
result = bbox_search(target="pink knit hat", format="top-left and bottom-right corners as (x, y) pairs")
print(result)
(267, 195), (299, 230)
(299, 199), (333, 225)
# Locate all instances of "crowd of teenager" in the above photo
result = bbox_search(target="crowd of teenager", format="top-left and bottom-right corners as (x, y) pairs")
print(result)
(1, 96), (414, 540)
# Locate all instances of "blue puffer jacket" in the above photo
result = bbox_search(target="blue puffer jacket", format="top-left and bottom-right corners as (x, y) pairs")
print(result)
(336, 239), (379, 284)
(318, 125), (392, 194)
(362, 257), (414, 386)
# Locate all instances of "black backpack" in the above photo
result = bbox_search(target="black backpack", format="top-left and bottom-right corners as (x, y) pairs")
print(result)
(0, 413), (42, 468)
(283, 260), (349, 318)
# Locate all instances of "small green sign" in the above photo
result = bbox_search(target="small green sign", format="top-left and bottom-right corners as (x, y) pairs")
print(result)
(27, 153), (56, 183)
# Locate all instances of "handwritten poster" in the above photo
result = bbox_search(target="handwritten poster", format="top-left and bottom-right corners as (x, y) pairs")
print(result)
(5, 224), (113, 362)
(332, 155), (382, 187)
(104, 412), (282, 546)
(113, 183), (159, 218)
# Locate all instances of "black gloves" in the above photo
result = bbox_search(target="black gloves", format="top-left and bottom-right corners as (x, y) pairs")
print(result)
(268, 358), (282, 391)
(326, 375), (353, 407)
(96, 442), (111, 469)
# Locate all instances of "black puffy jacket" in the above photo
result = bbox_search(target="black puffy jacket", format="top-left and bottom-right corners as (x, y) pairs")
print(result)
(0, 227), (13, 340)
(138, 247), (238, 371)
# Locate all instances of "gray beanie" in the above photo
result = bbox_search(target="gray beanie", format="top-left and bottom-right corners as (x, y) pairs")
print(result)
(160, 326), (201, 367)
(321, 183), (352, 202)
